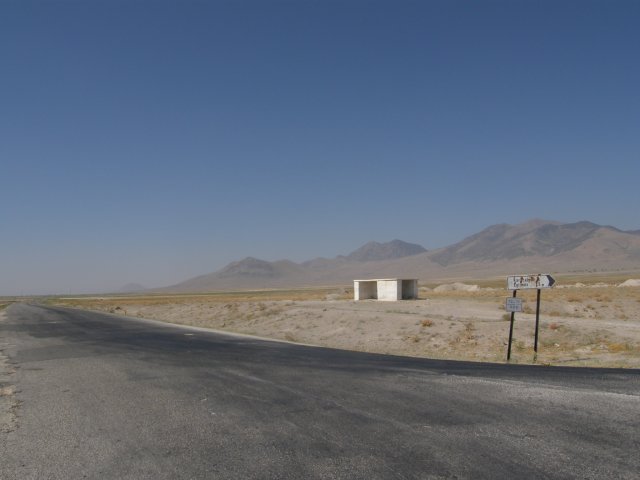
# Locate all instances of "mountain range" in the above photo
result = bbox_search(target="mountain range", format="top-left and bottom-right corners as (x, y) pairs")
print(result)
(157, 220), (640, 292)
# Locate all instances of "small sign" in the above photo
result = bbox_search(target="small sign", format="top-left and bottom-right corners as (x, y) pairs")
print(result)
(505, 297), (523, 312)
(507, 274), (555, 290)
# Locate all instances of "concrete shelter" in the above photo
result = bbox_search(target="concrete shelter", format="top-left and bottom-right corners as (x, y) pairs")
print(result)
(353, 279), (418, 301)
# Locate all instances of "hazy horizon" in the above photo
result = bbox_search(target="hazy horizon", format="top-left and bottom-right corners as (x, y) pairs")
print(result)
(4, 217), (639, 296)
(2, 1), (639, 295)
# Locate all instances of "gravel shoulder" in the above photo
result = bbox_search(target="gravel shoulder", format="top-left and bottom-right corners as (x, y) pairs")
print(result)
(0, 308), (19, 433)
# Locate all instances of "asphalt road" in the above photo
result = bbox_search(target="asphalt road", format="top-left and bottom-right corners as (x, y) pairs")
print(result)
(1, 303), (639, 479)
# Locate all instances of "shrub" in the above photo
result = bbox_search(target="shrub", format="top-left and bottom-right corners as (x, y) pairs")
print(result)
(607, 343), (634, 353)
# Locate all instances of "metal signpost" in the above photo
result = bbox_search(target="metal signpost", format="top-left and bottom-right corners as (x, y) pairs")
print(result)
(505, 274), (555, 361)
(505, 293), (521, 361)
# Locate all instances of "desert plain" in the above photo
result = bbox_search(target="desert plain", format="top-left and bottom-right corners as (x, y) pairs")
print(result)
(46, 274), (640, 369)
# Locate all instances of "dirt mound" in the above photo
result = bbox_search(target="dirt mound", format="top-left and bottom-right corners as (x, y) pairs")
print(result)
(433, 283), (479, 292)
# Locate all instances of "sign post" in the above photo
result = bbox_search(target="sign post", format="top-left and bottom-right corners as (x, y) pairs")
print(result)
(534, 289), (542, 354)
(506, 291), (518, 361)
(506, 274), (555, 362)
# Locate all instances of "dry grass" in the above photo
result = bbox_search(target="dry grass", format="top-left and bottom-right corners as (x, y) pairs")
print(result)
(0, 386), (15, 397)
(51, 287), (349, 310)
(607, 343), (636, 353)
(463, 321), (476, 340)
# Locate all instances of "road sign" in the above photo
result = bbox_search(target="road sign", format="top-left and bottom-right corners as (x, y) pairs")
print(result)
(505, 297), (523, 312)
(507, 274), (555, 290)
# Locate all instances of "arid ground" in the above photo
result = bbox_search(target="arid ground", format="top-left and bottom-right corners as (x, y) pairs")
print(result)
(48, 275), (640, 368)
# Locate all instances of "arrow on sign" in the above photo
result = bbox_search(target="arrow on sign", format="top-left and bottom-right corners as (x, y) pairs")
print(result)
(507, 274), (556, 290)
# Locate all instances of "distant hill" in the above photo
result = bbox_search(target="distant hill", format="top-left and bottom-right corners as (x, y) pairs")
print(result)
(429, 220), (604, 265)
(218, 257), (303, 278)
(346, 240), (427, 262)
(157, 220), (640, 292)
(160, 239), (429, 292)
(161, 258), (304, 292)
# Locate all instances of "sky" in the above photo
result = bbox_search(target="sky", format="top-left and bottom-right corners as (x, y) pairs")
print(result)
(1, 0), (639, 295)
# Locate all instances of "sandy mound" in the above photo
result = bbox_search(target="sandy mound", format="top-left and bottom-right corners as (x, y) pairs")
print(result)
(433, 282), (479, 292)
(557, 282), (586, 289)
(618, 279), (640, 287)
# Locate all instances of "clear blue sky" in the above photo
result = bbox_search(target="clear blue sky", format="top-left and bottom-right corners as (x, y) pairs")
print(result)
(1, 0), (639, 295)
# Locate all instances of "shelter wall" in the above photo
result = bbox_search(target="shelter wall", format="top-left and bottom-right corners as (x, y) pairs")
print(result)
(377, 280), (401, 301)
(354, 280), (377, 300)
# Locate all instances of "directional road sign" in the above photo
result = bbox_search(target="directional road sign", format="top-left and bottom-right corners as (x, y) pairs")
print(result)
(507, 274), (555, 290)
(505, 297), (523, 312)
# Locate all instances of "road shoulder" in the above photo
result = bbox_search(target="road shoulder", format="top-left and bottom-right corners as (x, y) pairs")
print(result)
(0, 308), (19, 433)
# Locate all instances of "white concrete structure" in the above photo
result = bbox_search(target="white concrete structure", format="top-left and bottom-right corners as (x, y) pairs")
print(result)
(353, 279), (418, 301)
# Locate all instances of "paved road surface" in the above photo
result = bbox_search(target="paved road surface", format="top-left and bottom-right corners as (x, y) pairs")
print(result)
(1, 303), (639, 479)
